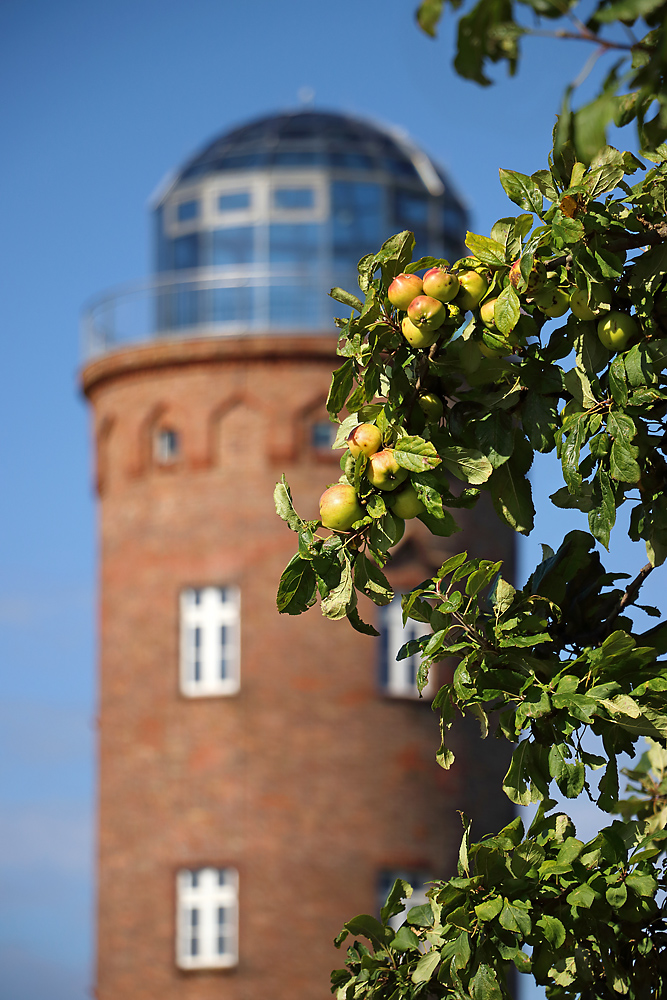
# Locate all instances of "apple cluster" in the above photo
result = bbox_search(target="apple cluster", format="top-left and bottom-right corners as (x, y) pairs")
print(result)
(389, 259), (640, 360)
(319, 423), (424, 532)
(388, 267), (489, 349)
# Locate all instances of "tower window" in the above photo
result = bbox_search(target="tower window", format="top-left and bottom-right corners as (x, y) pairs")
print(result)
(176, 867), (239, 970)
(311, 420), (336, 452)
(273, 187), (315, 209)
(218, 191), (251, 212)
(177, 200), (199, 222)
(154, 428), (180, 464)
(379, 595), (434, 699)
(180, 586), (241, 697)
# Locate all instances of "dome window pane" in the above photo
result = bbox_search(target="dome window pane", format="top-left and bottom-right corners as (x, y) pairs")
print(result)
(173, 234), (199, 270)
(395, 190), (428, 227)
(218, 191), (250, 212)
(211, 227), (254, 266)
(210, 287), (252, 324)
(217, 153), (266, 171)
(330, 152), (374, 170)
(271, 150), (326, 167)
(332, 181), (384, 261)
(269, 286), (320, 328)
(177, 200), (199, 222)
(273, 187), (315, 210)
(269, 223), (322, 264)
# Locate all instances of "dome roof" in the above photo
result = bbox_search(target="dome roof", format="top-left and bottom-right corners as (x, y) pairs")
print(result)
(172, 109), (447, 192)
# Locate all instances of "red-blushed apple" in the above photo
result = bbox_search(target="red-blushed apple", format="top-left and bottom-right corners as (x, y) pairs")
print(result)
(319, 484), (365, 531)
(534, 286), (570, 318)
(367, 449), (409, 491)
(387, 273), (423, 310)
(402, 316), (439, 349)
(418, 392), (444, 422)
(388, 484), (425, 519)
(570, 288), (597, 321)
(597, 311), (638, 351)
(509, 258), (547, 295)
(422, 267), (460, 303)
(407, 294), (447, 332)
(347, 423), (382, 458)
(455, 271), (488, 311)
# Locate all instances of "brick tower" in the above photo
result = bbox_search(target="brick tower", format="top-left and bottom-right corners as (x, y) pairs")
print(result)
(81, 110), (514, 1000)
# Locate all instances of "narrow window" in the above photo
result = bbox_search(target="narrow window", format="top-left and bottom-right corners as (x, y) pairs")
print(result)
(180, 586), (241, 697)
(177, 200), (199, 222)
(311, 420), (336, 452)
(176, 867), (239, 969)
(378, 595), (435, 699)
(154, 428), (180, 464)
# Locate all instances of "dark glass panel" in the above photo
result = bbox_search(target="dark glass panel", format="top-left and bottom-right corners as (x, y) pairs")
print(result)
(268, 285), (321, 328)
(395, 189), (428, 227)
(273, 187), (315, 209)
(211, 227), (255, 266)
(330, 152), (375, 170)
(331, 181), (384, 264)
(210, 287), (252, 324)
(268, 223), (322, 264)
(271, 150), (326, 166)
(219, 191), (251, 211)
(173, 234), (199, 270)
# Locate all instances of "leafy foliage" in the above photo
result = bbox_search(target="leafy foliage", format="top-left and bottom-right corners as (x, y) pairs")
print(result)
(272, 12), (667, 985)
(415, 0), (667, 160)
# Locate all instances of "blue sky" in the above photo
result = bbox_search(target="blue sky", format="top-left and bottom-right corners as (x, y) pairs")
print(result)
(0, 1), (658, 997)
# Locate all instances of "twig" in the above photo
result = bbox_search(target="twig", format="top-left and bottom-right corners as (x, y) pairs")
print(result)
(604, 562), (654, 636)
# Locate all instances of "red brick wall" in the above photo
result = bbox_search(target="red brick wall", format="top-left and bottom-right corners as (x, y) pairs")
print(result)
(83, 335), (514, 1000)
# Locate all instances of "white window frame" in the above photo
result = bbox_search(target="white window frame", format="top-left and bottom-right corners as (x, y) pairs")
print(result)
(380, 595), (435, 699)
(180, 586), (241, 697)
(154, 427), (180, 464)
(176, 867), (239, 970)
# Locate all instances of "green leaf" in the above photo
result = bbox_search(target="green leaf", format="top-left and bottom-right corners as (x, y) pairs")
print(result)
(440, 446), (493, 484)
(523, 393), (558, 453)
(329, 287), (363, 312)
(465, 232), (506, 267)
(596, 0), (665, 22)
(381, 878), (413, 925)
(503, 741), (532, 806)
(495, 284), (521, 335)
(606, 882), (628, 909)
(490, 436), (535, 534)
(327, 359), (355, 417)
(394, 435), (442, 472)
(470, 963), (503, 1000)
(566, 883), (597, 908)
(416, 0), (444, 37)
(276, 554), (318, 615)
(549, 744), (585, 797)
(475, 895), (503, 922)
(274, 475), (304, 531)
(321, 557), (354, 620)
(344, 913), (387, 947)
(537, 914), (566, 949)
(411, 949), (441, 984)
(499, 898), (531, 936)
(625, 871), (657, 897)
(499, 169), (544, 216)
(392, 925), (420, 951)
(551, 212), (585, 245)
(346, 606), (380, 637)
(355, 554), (393, 606)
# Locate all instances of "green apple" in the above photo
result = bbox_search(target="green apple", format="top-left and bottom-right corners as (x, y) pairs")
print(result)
(319, 484), (365, 531)
(455, 270), (488, 311)
(401, 316), (439, 349)
(422, 267), (460, 303)
(367, 449), (409, 491)
(597, 311), (638, 352)
(418, 392), (444, 422)
(407, 294), (447, 332)
(347, 423), (382, 458)
(534, 286), (570, 318)
(570, 288), (597, 321)
(387, 272), (423, 310)
(509, 258), (547, 295)
(389, 483), (425, 519)
(479, 297), (498, 329)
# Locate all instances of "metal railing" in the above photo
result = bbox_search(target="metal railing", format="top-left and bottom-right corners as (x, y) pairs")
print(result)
(81, 267), (341, 359)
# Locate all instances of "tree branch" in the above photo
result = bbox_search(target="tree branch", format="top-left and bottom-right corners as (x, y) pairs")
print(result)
(604, 562), (654, 637)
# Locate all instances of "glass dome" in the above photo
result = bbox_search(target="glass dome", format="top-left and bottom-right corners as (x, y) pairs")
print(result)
(151, 109), (468, 336)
